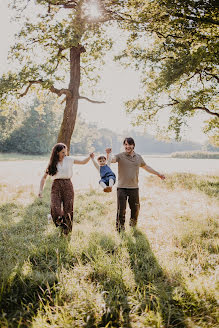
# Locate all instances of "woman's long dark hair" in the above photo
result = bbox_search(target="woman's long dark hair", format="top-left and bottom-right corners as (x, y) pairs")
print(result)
(47, 143), (67, 176)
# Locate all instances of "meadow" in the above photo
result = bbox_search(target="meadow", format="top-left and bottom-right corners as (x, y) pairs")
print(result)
(171, 151), (219, 159)
(0, 172), (218, 328)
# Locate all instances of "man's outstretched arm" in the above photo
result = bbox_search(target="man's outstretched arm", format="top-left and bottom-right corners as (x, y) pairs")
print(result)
(142, 164), (165, 180)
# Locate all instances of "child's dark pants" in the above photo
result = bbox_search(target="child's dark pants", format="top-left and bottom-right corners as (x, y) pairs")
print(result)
(116, 188), (140, 232)
(51, 179), (74, 234)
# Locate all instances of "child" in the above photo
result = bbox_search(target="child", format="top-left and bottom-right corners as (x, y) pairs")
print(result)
(90, 151), (116, 192)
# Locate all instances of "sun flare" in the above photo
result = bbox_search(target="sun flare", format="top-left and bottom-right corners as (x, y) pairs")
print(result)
(84, 1), (101, 19)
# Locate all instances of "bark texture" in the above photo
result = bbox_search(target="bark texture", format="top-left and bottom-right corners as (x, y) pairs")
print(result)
(57, 45), (85, 152)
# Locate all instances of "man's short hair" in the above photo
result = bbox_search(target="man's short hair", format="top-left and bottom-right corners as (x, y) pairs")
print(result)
(123, 137), (135, 147)
(97, 155), (106, 161)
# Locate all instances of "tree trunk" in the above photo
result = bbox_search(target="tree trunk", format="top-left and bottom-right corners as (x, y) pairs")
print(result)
(57, 45), (85, 152)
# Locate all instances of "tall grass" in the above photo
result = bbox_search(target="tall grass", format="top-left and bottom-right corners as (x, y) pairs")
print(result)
(171, 151), (219, 159)
(0, 153), (49, 161)
(147, 173), (219, 198)
(0, 174), (218, 327)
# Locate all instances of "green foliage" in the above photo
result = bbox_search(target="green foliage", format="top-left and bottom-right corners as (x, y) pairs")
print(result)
(1, 0), (117, 105)
(0, 102), (24, 146)
(0, 95), (61, 154)
(0, 99), (207, 155)
(120, 0), (219, 141)
(203, 117), (219, 146)
(0, 1), (128, 151)
(70, 116), (97, 154)
(2, 0), (218, 149)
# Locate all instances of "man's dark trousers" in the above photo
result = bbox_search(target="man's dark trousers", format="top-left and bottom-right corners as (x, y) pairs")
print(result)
(116, 188), (140, 232)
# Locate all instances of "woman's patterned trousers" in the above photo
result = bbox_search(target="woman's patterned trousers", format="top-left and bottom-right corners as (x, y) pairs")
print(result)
(51, 179), (74, 235)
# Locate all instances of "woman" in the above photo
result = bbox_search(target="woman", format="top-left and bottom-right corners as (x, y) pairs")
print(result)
(38, 143), (90, 235)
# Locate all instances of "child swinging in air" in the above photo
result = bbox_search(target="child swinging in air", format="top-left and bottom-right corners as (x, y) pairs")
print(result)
(90, 149), (116, 192)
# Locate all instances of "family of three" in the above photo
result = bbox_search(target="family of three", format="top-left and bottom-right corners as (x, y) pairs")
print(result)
(38, 137), (165, 235)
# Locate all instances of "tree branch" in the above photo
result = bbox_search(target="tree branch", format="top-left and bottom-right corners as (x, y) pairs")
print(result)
(48, 0), (77, 9)
(193, 107), (219, 118)
(203, 71), (219, 83)
(169, 97), (179, 105)
(79, 96), (105, 104)
(62, 4), (77, 9)
(161, 96), (218, 117)
(20, 80), (43, 97)
(50, 86), (72, 97)
(155, 30), (183, 39)
(174, 13), (219, 26)
(179, 72), (197, 88)
(164, 98), (218, 117)
(61, 96), (66, 104)
(19, 0), (31, 13)
(20, 80), (71, 98)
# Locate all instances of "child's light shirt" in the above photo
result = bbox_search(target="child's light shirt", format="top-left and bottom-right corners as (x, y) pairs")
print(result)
(51, 156), (75, 180)
(91, 153), (112, 171)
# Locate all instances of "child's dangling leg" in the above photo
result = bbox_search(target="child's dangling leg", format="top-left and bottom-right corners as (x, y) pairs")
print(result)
(100, 180), (111, 192)
(105, 178), (115, 192)
(100, 181), (107, 189)
(109, 178), (114, 187)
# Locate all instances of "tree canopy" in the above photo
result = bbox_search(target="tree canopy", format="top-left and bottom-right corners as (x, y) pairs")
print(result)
(0, 0), (129, 150)
(118, 0), (219, 144)
(0, 94), (61, 154)
(0, 0), (218, 148)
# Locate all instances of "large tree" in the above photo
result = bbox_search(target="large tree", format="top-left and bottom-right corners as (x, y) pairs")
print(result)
(0, 0), (132, 151)
(118, 0), (219, 143)
(1, 1), (218, 147)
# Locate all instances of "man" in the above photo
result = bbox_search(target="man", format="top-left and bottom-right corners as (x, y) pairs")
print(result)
(106, 137), (165, 232)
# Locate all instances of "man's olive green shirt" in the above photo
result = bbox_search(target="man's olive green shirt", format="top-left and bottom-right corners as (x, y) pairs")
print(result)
(115, 152), (146, 188)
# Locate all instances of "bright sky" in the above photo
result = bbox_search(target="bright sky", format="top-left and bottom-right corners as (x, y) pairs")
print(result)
(0, 0), (208, 144)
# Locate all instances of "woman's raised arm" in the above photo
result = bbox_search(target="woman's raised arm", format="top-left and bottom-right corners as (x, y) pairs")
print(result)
(74, 155), (90, 165)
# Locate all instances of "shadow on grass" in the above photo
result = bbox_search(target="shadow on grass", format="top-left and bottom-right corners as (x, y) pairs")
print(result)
(83, 230), (187, 328)
(0, 193), (70, 328)
(124, 229), (186, 328)
(83, 233), (132, 328)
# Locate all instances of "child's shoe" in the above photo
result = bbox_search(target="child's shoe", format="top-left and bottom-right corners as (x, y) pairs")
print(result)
(104, 186), (112, 192)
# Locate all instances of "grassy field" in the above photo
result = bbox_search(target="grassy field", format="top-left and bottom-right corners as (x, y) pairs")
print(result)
(0, 153), (49, 161)
(171, 151), (219, 159)
(0, 173), (218, 328)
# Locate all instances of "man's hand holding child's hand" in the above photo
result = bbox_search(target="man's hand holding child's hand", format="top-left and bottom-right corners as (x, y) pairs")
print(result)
(105, 148), (112, 154)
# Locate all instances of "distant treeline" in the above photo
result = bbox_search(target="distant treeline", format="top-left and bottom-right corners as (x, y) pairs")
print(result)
(1, 96), (219, 155)
(71, 127), (207, 155)
(171, 151), (219, 159)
